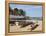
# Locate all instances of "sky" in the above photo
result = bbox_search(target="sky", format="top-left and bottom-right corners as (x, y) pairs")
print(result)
(10, 4), (42, 17)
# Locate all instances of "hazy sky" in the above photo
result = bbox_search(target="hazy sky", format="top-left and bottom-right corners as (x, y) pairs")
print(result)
(10, 4), (42, 17)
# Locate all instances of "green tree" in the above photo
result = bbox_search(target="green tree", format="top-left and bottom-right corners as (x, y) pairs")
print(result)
(19, 9), (25, 16)
(14, 8), (18, 15)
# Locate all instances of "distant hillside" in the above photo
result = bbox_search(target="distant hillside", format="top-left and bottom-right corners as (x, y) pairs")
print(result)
(31, 17), (42, 20)
(26, 17), (42, 20)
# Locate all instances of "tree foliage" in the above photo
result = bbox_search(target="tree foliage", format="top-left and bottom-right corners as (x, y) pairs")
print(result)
(14, 8), (25, 16)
